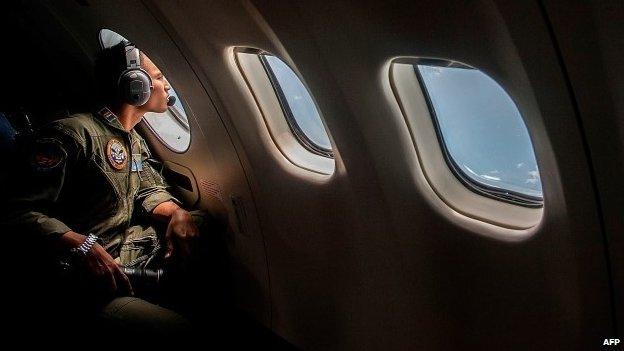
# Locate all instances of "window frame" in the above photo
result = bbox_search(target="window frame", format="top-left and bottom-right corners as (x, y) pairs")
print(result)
(259, 54), (333, 158)
(139, 82), (192, 154)
(413, 60), (543, 208)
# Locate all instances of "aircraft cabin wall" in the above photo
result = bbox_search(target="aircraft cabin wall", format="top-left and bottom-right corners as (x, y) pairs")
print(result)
(148, 0), (620, 349)
(542, 0), (624, 336)
(4, 0), (621, 350)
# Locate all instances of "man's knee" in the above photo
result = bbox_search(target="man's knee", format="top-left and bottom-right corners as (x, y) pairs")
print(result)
(98, 296), (192, 337)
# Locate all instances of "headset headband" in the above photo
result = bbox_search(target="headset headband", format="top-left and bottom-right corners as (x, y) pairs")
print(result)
(124, 43), (141, 70)
(117, 41), (152, 106)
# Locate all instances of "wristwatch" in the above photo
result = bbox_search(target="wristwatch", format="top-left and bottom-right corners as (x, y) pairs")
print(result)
(71, 233), (99, 256)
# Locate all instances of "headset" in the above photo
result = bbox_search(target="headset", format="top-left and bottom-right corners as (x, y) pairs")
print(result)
(118, 42), (152, 106)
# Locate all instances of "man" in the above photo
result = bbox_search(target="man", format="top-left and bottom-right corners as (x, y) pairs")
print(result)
(5, 41), (202, 336)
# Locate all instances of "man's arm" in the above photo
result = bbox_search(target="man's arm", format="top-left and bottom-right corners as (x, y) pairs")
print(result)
(58, 231), (133, 296)
(152, 201), (199, 259)
(6, 132), (76, 240)
(151, 200), (182, 222)
(134, 139), (181, 218)
(134, 138), (198, 260)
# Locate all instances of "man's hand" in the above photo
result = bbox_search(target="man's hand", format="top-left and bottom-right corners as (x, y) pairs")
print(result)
(164, 208), (199, 261)
(59, 231), (134, 296)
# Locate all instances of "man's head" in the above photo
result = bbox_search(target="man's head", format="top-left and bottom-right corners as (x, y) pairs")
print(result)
(138, 54), (171, 113)
(94, 41), (170, 113)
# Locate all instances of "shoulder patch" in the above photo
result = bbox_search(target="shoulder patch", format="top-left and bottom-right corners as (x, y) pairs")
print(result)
(31, 139), (66, 171)
(107, 138), (128, 170)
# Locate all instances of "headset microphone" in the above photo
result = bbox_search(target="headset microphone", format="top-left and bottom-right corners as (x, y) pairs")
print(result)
(166, 95), (176, 107)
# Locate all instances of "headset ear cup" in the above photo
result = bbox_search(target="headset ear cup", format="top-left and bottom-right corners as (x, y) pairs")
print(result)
(118, 68), (152, 106)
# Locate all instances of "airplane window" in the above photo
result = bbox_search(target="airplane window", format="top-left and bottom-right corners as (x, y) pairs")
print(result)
(98, 29), (191, 152)
(260, 55), (333, 157)
(415, 62), (543, 206)
(143, 88), (190, 153)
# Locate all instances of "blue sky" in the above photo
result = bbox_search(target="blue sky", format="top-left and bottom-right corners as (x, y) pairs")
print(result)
(418, 65), (542, 199)
(265, 55), (332, 151)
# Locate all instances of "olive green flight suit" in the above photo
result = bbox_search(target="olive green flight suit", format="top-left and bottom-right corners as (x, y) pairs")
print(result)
(5, 108), (197, 332)
(7, 108), (179, 264)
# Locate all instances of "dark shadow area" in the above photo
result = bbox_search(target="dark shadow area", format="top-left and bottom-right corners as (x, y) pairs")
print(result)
(0, 2), (296, 349)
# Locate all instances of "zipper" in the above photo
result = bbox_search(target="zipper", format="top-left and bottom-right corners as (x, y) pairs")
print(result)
(125, 133), (133, 231)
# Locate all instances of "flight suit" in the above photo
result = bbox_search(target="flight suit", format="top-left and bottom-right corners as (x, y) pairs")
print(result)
(4, 107), (203, 334)
(7, 107), (179, 265)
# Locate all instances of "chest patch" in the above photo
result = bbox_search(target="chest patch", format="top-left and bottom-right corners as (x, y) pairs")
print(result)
(131, 153), (143, 172)
(106, 138), (128, 170)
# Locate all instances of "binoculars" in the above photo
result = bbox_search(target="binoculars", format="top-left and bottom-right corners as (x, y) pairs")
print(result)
(121, 266), (165, 285)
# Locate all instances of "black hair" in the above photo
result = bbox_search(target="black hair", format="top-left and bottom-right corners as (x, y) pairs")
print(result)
(94, 41), (128, 109)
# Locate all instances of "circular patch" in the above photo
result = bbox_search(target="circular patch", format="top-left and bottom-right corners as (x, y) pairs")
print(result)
(107, 138), (128, 170)
(35, 152), (61, 168)
(31, 140), (66, 172)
